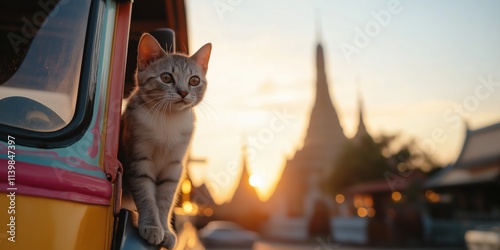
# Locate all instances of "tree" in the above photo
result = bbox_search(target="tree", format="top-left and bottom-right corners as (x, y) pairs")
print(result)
(324, 134), (439, 195)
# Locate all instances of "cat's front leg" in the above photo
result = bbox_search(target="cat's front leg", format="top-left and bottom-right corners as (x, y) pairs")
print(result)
(156, 162), (183, 249)
(128, 169), (165, 245)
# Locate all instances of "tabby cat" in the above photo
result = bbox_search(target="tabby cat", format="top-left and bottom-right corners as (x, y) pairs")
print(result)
(119, 33), (211, 248)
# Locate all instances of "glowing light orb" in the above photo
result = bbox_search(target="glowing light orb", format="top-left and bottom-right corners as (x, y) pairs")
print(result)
(392, 191), (402, 202)
(249, 175), (264, 187)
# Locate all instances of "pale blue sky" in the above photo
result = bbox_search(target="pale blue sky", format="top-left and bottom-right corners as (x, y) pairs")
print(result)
(185, 0), (500, 203)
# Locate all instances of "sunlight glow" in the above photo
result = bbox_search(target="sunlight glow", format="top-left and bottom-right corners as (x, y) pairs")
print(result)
(181, 179), (192, 194)
(249, 174), (264, 187)
(182, 201), (198, 215)
(187, 0), (500, 204)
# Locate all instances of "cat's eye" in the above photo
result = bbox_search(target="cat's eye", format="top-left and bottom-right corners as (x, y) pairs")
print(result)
(189, 76), (200, 86)
(160, 73), (174, 83)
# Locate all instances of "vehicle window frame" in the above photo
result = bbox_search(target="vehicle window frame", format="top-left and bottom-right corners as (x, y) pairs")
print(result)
(0, 0), (104, 148)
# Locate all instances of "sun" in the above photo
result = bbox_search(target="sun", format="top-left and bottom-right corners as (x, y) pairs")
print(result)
(248, 174), (264, 187)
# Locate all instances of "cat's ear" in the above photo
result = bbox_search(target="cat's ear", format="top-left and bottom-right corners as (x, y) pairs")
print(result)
(191, 43), (212, 74)
(137, 33), (166, 70)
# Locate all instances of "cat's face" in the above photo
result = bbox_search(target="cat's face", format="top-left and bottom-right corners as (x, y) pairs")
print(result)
(135, 33), (211, 112)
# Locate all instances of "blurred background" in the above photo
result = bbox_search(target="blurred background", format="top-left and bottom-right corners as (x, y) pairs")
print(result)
(1, 0), (499, 249)
(145, 0), (500, 249)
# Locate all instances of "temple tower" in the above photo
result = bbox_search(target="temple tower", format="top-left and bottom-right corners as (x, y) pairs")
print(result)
(269, 40), (347, 216)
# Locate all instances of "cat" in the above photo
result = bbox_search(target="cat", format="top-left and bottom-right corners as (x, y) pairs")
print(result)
(119, 33), (211, 249)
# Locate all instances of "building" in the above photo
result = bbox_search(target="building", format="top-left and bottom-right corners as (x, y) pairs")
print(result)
(264, 35), (372, 239)
(199, 26), (376, 238)
(333, 169), (427, 245)
(267, 41), (346, 213)
(424, 122), (500, 245)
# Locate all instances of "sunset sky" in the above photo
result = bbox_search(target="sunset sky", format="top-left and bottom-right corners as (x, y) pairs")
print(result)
(185, 0), (500, 204)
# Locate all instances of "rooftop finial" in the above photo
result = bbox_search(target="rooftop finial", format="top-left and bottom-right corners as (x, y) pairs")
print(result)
(353, 75), (372, 144)
(356, 75), (364, 110)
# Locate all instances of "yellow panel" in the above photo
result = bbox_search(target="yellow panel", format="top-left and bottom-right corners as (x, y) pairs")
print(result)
(0, 195), (113, 250)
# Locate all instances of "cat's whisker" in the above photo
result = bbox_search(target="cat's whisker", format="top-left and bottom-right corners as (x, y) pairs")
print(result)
(155, 101), (165, 126)
(199, 106), (214, 125)
(133, 96), (166, 111)
(162, 100), (170, 127)
(146, 97), (166, 122)
(148, 99), (158, 121)
(168, 101), (172, 115)
(197, 101), (219, 124)
(155, 99), (167, 124)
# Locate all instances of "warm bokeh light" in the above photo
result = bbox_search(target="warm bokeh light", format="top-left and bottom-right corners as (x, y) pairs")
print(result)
(203, 207), (213, 217)
(392, 191), (402, 202)
(425, 190), (440, 203)
(354, 194), (374, 208)
(353, 195), (363, 208)
(357, 207), (368, 218)
(368, 208), (376, 217)
(181, 179), (192, 194)
(182, 201), (193, 213)
(182, 201), (198, 215)
(335, 194), (345, 204)
(363, 196), (373, 207)
(249, 174), (264, 187)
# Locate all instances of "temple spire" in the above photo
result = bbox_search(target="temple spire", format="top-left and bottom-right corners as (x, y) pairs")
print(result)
(228, 143), (258, 202)
(266, 10), (352, 219)
(314, 44), (328, 102)
(357, 78), (366, 133)
(216, 142), (265, 231)
(312, 8), (330, 113)
(302, 10), (346, 157)
(353, 82), (371, 144)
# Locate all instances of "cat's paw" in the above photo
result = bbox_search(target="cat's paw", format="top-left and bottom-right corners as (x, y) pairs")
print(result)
(160, 230), (177, 249)
(138, 225), (164, 245)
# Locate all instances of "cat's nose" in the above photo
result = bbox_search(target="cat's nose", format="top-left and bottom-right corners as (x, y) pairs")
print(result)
(177, 90), (188, 98)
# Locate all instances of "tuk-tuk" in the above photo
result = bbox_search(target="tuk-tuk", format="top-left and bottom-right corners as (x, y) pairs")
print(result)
(0, 0), (190, 249)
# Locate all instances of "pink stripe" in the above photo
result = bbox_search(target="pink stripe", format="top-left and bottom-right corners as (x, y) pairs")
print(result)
(0, 159), (111, 205)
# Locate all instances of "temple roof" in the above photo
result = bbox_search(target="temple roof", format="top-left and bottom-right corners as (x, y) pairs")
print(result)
(454, 122), (500, 169)
(426, 122), (500, 188)
(227, 145), (261, 205)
